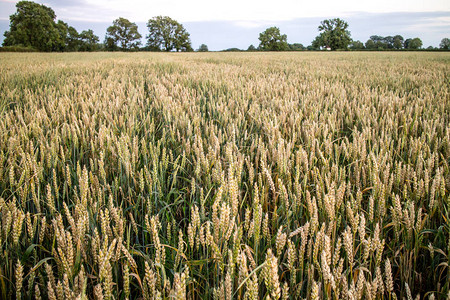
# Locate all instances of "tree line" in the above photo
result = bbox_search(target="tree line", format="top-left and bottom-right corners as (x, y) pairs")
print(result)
(2, 1), (450, 52)
(1, 1), (192, 52)
(255, 19), (449, 51)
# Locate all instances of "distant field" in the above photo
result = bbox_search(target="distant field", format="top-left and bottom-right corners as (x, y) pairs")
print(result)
(0, 52), (449, 299)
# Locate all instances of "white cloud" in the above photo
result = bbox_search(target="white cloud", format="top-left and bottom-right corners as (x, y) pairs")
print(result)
(96, 0), (449, 22)
(232, 20), (268, 29)
(2, 0), (449, 22)
(403, 16), (450, 32)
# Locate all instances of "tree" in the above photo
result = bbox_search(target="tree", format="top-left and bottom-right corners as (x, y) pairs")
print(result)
(369, 35), (384, 43)
(3, 1), (61, 51)
(197, 44), (208, 52)
(105, 17), (142, 51)
(54, 20), (70, 51)
(404, 38), (411, 49)
(289, 43), (305, 51)
(366, 35), (386, 49)
(365, 39), (376, 50)
(312, 18), (351, 50)
(405, 37), (422, 49)
(410, 38), (423, 49)
(258, 27), (288, 51)
(383, 36), (394, 49)
(146, 16), (192, 52)
(349, 40), (364, 50)
(365, 35), (405, 50)
(223, 48), (242, 52)
(247, 44), (257, 51)
(54, 20), (86, 52)
(440, 38), (450, 50)
(393, 35), (404, 49)
(67, 26), (81, 51)
(79, 30), (99, 51)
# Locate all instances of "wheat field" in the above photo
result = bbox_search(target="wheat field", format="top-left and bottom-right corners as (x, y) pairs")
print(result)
(0, 52), (449, 299)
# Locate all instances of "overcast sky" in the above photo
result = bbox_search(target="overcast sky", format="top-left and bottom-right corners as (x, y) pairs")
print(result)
(0, 0), (449, 50)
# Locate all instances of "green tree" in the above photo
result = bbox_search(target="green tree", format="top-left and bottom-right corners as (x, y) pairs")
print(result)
(365, 39), (376, 50)
(105, 17), (142, 51)
(54, 20), (84, 52)
(247, 44), (257, 51)
(349, 40), (364, 50)
(3, 1), (61, 51)
(383, 36), (394, 49)
(197, 44), (208, 52)
(289, 43), (305, 51)
(223, 48), (242, 52)
(79, 30), (99, 51)
(367, 35), (385, 49)
(312, 18), (351, 50)
(439, 38), (450, 50)
(405, 37), (422, 50)
(258, 27), (288, 51)
(393, 35), (404, 49)
(54, 20), (70, 51)
(67, 26), (81, 51)
(146, 16), (192, 52)
(311, 37), (322, 50)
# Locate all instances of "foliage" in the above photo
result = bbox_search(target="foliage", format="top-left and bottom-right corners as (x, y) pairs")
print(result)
(66, 25), (81, 51)
(54, 20), (70, 51)
(349, 40), (365, 50)
(2, 1), (61, 51)
(223, 48), (242, 52)
(0, 51), (449, 299)
(439, 38), (450, 50)
(288, 43), (305, 51)
(0, 45), (37, 52)
(105, 17), (142, 51)
(365, 39), (376, 50)
(2, 1), (100, 52)
(258, 27), (289, 51)
(365, 35), (404, 50)
(312, 18), (351, 50)
(404, 38), (423, 50)
(79, 30), (100, 51)
(247, 44), (257, 51)
(393, 35), (404, 49)
(197, 44), (208, 52)
(146, 16), (192, 52)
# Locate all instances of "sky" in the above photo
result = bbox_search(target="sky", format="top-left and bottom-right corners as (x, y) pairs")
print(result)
(0, 0), (449, 50)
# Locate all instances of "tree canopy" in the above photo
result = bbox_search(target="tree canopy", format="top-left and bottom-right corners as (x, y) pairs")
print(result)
(288, 43), (305, 51)
(105, 18), (142, 51)
(146, 16), (192, 52)
(349, 40), (364, 50)
(393, 35), (404, 49)
(365, 35), (404, 50)
(79, 30), (100, 52)
(3, 1), (61, 51)
(258, 27), (288, 51)
(2, 0), (100, 52)
(404, 38), (423, 50)
(197, 44), (208, 52)
(440, 38), (450, 50)
(312, 18), (351, 50)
